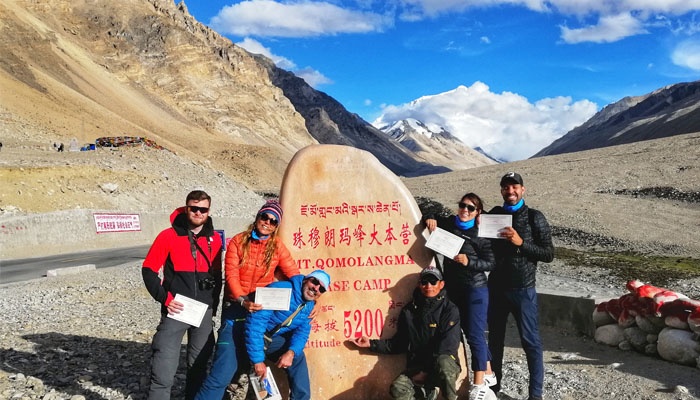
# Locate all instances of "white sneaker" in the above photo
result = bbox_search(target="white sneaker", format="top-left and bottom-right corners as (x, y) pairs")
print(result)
(469, 384), (496, 400)
(484, 372), (497, 387)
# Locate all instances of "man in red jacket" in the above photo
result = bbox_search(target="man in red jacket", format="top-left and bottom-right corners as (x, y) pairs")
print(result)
(142, 190), (223, 400)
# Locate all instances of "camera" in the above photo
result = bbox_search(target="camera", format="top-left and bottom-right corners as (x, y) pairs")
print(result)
(198, 276), (216, 290)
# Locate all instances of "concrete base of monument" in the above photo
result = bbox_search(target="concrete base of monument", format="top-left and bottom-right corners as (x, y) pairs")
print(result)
(537, 289), (608, 337)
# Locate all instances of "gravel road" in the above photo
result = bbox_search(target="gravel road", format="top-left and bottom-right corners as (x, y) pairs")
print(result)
(2, 262), (699, 400)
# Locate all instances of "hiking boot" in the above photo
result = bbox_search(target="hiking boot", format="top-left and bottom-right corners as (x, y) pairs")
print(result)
(422, 386), (439, 400)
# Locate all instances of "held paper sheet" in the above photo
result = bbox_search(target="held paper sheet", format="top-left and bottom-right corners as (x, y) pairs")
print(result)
(425, 227), (465, 258)
(167, 294), (207, 327)
(478, 214), (513, 239)
(250, 367), (282, 400)
(254, 287), (292, 311)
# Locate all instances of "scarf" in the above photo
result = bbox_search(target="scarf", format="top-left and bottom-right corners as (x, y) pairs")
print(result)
(503, 198), (524, 213)
(454, 215), (475, 231)
(251, 229), (269, 241)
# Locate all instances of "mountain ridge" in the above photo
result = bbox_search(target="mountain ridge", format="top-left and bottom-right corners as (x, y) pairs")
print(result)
(534, 80), (700, 157)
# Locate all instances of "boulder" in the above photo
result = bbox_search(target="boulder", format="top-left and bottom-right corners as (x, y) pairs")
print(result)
(595, 324), (625, 347)
(657, 327), (700, 366)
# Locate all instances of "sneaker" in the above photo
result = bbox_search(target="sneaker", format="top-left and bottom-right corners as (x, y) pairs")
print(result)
(469, 384), (496, 400)
(483, 372), (497, 387)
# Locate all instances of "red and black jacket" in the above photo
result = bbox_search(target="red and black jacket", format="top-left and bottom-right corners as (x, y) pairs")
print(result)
(142, 207), (223, 314)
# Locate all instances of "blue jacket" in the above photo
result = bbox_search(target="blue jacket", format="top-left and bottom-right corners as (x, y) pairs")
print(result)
(245, 274), (315, 364)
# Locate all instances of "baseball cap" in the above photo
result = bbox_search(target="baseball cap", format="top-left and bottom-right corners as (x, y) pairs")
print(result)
(500, 172), (524, 186)
(305, 270), (331, 291)
(420, 267), (443, 281)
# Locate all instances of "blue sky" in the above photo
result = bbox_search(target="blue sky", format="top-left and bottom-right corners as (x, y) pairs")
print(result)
(185, 1), (700, 161)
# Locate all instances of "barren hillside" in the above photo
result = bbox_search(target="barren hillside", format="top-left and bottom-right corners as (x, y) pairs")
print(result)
(0, 0), (315, 193)
(404, 132), (700, 259)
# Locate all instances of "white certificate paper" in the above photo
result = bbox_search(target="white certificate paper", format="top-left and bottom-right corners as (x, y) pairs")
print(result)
(478, 214), (513, 239)
(425, 227), (465, 258)
(167, 294), (208, 327)
(250, 367), (282, 400)
(255, 287), (292, 311)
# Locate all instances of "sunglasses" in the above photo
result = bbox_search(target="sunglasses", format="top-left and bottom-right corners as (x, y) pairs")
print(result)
(258, 213), (279, 226)
(187, 205), (210, 214)
(420, 277), (440, 286)
(458, 203), (477, 212)
(308, 277), (327, 293)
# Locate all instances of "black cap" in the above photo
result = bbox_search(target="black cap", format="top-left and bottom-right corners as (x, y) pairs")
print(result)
(420, 267), (443, 281)
(500, 172), (523, 186)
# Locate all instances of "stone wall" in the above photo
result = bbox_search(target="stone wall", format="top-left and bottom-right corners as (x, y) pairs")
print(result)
(0, 210), (250, 259)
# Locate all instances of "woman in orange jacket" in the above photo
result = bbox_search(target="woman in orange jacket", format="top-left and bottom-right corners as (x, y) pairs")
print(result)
(196, 199), (299, 400)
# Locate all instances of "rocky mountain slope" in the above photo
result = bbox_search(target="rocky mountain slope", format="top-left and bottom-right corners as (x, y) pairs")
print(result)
(0, 0), (318, 192)
(263, 62), (455, 176)
(0, 0), (484, 197)
(534, 80), (700, 157)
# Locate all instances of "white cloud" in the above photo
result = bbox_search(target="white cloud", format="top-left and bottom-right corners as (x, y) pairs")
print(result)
(671, 39), (700, 71)
(400, 1), (700, 42)
(403, 0), (549, 18)
(235, 38), (331, 87)
(236, 38), (296, 69)
(560, 12), (648, 43)
(211, 0), (393, 38)
(373, 82), (598, 161)
(294, 67), (334, 87)
(403, 0), (700, 17)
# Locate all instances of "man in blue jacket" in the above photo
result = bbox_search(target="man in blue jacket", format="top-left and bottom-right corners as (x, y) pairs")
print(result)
(245, 270), (331, 400)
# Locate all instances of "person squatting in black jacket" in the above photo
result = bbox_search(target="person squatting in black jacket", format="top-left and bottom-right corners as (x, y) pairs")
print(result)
(142, 190), (223, 400)
(423, 192), (498, 400)
(348, 267), (461, 400)
(487, 172), (554, 400)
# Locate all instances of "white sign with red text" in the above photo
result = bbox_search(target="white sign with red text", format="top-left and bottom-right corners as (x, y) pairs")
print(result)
(93, 213), (141, 233)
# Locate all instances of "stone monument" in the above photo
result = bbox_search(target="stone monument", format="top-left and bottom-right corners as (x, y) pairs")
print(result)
(278, 144), (467, 399)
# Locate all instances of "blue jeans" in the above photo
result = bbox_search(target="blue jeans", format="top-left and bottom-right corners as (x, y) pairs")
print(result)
(446, 283), (491, 372)
(195, 303), (248, 400)
(147, 308), (214, 400)
(264, 333), (311, 400)
(487, 287), (543, 399)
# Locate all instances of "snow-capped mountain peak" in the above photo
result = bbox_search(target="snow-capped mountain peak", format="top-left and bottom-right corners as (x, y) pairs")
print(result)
(377, 118), (497, 170)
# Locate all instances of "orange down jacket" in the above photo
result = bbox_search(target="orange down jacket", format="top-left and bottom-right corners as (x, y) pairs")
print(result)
(224, 231), (299, 301)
